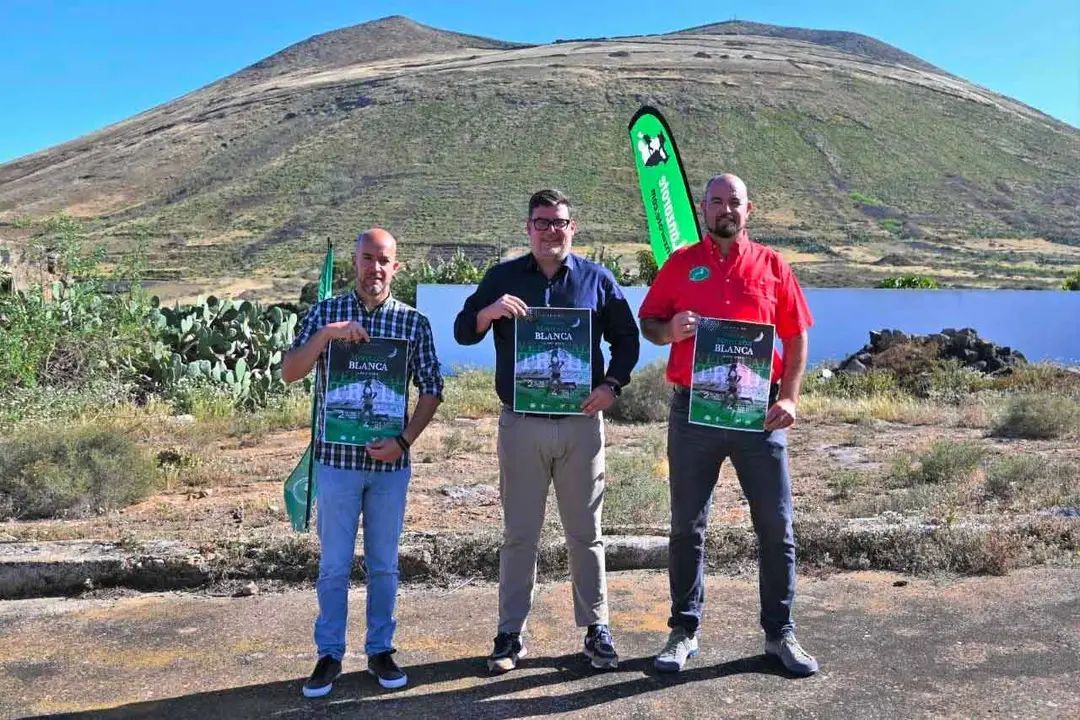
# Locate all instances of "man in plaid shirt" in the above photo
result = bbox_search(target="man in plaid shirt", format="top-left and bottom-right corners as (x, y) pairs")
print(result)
(283, 228), (443, 697)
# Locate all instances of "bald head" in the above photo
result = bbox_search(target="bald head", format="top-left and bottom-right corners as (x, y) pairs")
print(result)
(701, 173), (753, 241)
(704, 174), (748, 203)
(355, 227), (398, 258)
(353, 227), (401, 305)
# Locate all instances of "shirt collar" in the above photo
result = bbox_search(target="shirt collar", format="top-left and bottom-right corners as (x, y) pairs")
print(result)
(705, 233), (748, 261)
(352, 290), (394, 313)
(526, 252), (577, 274)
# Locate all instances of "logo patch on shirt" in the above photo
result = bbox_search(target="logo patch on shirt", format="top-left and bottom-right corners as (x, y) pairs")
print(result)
(689, 266), (710, 282)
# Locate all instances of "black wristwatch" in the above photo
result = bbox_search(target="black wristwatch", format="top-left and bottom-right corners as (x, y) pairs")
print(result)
(602, 378), (622, 397)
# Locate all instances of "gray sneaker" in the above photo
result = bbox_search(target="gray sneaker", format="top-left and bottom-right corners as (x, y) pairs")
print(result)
(765, 634), (819, 676)
(654, 626), (699, 673)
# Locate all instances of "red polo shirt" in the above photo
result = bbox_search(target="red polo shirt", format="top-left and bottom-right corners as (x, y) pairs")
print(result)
(638, 235), (813, 386)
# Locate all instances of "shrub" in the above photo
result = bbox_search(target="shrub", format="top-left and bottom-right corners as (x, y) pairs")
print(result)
(391, 251), (494, 307)
(442, 428), (484, 458)
(828, 469), (865, 500)
(0, 280), (154, 390)
(877, 275), (939, 289)
(603, 452), (669, 526)
(607, 361), (670, 423)
(440, 369), (501, 418)
(803, 369), (899, 399)
(584, 245), (633, 285)
(635, 250), (659, 286)
(849, 191), (883, 206)
(993, 395), (1080, 439)
(1062, 268), (1080, 291)
(892, 440), (986, 486)
(0, 424), (159, 519)
(984, 455), (1051, 501)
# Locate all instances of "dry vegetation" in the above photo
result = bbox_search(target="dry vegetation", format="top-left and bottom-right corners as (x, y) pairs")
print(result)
(2, 360), (1077, 576)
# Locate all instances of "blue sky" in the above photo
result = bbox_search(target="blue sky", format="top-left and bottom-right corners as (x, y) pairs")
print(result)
(1, 0), (1076, 163)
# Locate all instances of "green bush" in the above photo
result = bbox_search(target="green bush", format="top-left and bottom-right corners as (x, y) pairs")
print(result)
(0, 424), (160, 520)
(849, 191), (883, 206)
(440, 369), (501, 418)
(993, 395), (1080, 439)
(1062, 268), (1080, 291)
(635, 250), (659, 286)
(828, 469), (866, 500)
(0, 280), (154, 391)
(391, 250), (494, 307)
(803, 369), (899, 399)
(607, 361), (671, 423)
(0, 214), (154, 392)
(877, 275), (939, 289)
(0, 381), (136, 431)
(584, 245), (633, 285)
(893, 440), (986, 486)
(922, 360), (994, 402)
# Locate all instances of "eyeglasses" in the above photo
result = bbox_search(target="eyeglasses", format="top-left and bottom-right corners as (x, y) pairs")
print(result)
(530, 218), (572, 231)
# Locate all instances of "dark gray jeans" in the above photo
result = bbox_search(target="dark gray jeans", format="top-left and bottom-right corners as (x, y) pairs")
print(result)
(667, 388), (796, 639)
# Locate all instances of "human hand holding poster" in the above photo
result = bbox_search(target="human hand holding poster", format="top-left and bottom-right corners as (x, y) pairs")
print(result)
(513, 308), (592, 414)
(690, 318), (776, 432)
(322, 337), (409, 445)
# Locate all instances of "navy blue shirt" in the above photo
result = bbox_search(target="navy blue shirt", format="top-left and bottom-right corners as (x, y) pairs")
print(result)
(454, 252), (641, 408)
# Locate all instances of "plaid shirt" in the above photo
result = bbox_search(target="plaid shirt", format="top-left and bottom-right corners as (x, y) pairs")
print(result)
(293, 292), (444, 472)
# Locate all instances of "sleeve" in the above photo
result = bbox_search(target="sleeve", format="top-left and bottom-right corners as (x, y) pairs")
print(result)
(292, 300), (325, 350)
(598, 270), (641, 387)
(637, 257), (679, 320)
(775, 261), (813, 340)
(453, 266), (502, 346)
(411, 313), (445, 400)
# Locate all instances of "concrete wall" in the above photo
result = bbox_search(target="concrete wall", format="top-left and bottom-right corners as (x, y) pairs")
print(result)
(418, 285), (1080, 372)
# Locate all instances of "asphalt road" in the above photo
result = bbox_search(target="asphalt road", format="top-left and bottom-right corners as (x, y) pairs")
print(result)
(2, 568), (1077, 719)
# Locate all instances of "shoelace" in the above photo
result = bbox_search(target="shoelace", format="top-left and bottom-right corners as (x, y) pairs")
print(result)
(663, 631), (690, 654)
(782, 636), (812, 660)
(592, 626), (614, 649)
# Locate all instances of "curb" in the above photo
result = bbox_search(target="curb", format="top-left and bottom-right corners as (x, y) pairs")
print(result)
(1, 516), (1075, 600)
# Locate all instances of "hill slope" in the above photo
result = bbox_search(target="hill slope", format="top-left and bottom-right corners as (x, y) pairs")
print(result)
(1, 16), (1077, 297)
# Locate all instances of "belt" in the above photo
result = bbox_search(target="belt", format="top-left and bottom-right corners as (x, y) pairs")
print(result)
(673, 383), (782, 405)
(501, 404), (576, 420)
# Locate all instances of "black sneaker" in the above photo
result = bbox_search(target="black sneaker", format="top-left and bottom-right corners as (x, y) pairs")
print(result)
(584, 624), (619, 670)
(368, 650), (408, 689)
(302, 655), (341, 698)
(487, 632), (527, 674)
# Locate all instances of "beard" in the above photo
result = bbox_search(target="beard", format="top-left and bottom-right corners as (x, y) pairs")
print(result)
(361, 277), (387, 296)
(711, 217), (740, 238)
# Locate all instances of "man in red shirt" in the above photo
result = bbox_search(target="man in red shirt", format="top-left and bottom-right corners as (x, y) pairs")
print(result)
(638, 173), (819, 677)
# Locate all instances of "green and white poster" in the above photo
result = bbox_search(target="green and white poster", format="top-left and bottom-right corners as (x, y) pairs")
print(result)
(689, 318), (776, 432)
(322, 337), (409, 445)
(513, 308), (592, 414)
(628, 105), (702, 267)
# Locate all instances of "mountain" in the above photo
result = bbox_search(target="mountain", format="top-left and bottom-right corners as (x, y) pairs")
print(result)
(1, 15), (1077, 298)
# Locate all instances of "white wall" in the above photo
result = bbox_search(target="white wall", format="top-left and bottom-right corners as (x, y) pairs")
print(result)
(418, 285), (1080, 372)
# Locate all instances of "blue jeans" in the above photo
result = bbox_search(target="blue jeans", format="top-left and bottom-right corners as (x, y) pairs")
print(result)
(667, 390), (796, 639)
(313, 462), (410, 659)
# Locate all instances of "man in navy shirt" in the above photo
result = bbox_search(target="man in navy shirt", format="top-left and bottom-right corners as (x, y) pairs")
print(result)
(454, 189), (640, 674)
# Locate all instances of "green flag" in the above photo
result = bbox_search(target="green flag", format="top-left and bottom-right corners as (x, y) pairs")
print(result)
(628, 106), (702, 267)
(284, 239), (335, 532)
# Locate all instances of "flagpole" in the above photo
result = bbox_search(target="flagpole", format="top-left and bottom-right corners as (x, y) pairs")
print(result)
(303, 237), (332, 531)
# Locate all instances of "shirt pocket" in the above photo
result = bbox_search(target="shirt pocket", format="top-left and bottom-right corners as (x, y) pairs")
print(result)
(735, 273), (779, 305)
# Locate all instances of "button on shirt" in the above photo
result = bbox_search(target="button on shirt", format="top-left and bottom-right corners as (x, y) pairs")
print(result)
(453, 253), (641, 407)
(292, 292), (444, 472)
(638, 236), (813, 386)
